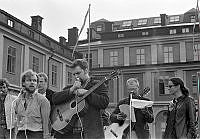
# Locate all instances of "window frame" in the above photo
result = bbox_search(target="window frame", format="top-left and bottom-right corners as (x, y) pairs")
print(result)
(169, 16), (180, 23)
(154, 17), (161, 24)
(96, 25), (102, 32)
(182, 28), (189, 33)
(164, 46), (173, 63)
(51, 64), (57, 87)
(169, 29), (176, 35)
(110, 51), (118, 66)
(7, 19), (14, 27)
(122, 20), (132, 27)
(159, 76), (170, 95)
(193, 44), (200, 61)
(136, 48), (145, 65)
(7, 46), (16, 74)
(138, 19), (148, 26)
(32, 55), (39, 73)
(85, 53), (92, 68)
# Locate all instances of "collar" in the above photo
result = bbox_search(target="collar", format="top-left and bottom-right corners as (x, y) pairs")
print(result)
(82, 78), (91, 88)
(176, 95), (186, 102)
(19, 89), (38, 99)
(42, 92), (46, 97)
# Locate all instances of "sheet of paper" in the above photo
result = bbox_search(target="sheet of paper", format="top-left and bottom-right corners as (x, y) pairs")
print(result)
(119, 104), (136, 122)
(130, 99), (153, 109)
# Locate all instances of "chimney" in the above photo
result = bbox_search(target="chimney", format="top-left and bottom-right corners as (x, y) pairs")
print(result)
(59, 36), (67, 46)
(160, 14), (167, 26)
(31, 15), (43, 32)
(68, 27), (78, 46)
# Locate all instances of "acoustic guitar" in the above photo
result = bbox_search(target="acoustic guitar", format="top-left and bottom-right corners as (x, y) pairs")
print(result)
(51, 71), (120, 133)
(104, 87), (150, 139)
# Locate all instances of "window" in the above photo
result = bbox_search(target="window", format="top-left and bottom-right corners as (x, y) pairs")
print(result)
(51, 65), (57, 86)
(159, 76), (170, 95)
(142, 32), (149, 36)
(7, 46), (16, 73)
(96, 25), (102, 32)
(7, 19), (14, 27)
(169, 16), (180, 22)
(29, 30), (34, 38)
(46, 40), (51, 46)
(118, 33), (124, 38)
(164, 47), (173, 63)
(67, 72), (73, 84)
(122, 20), (132, 27)
(154, 17), (161, 24)
(110, 51), (118, 66)
(190, 15), (196, 22)
(136, 48), (145, 65)
(192, 75), (198, 95)
(32, 56), (39, 73)
(193, 44), (200, 61)
(169, 29), (176, 35)
(138, 19), (147, 25)
(85, 53), (92, 68)
(182, 28), (189, 33)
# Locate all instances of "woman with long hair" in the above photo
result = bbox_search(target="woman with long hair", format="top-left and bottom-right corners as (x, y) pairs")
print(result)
(163, 77), (197, 139)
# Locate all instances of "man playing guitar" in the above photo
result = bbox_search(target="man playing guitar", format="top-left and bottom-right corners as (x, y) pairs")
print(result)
(52, 59), (109, 139)
(110, 78), (154, 139)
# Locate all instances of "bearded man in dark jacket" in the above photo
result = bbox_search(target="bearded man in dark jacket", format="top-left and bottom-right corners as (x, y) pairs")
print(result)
(52, 59), (109, 139)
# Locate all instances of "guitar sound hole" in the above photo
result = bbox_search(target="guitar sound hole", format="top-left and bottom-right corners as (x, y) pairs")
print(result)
(71, 101), (76, 108)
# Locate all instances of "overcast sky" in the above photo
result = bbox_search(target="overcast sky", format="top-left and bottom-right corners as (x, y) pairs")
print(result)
(0, 0), (197, 41)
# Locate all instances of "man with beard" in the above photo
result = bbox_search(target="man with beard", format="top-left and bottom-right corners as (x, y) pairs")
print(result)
(14, 69), (51, 139)
(0, 78), (17, 139)
(52, 59), (109, 139)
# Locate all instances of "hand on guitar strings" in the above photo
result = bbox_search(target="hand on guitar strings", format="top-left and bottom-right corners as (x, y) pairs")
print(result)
(116, 112), (127, 120)
(74, 89), (88, 97)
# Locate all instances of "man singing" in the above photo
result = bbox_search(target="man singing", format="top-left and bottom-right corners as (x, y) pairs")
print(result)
(52, 59), (109, 139)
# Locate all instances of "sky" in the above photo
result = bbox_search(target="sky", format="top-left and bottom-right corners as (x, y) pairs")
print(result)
(0, 0), (197, 41)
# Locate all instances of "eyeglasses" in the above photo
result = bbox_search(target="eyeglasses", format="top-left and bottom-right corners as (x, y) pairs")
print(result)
(168, 85), (175, 88)
(73, 71), (82, 76)
(0, 86), (6, 89)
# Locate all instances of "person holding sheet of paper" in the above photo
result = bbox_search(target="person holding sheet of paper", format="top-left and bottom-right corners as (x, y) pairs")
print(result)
(110, 78), (154, 139)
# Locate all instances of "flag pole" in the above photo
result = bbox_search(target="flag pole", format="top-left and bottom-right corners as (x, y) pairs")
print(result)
(88, 4), (91, 71)
(72, 5), (90, 59)
(193, 0), (199, 52)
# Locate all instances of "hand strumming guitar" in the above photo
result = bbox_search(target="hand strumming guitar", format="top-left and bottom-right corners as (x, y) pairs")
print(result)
(75, 89), (88, 97)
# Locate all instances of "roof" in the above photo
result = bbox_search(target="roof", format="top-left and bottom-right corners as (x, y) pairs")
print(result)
(0, 8), (81, 60)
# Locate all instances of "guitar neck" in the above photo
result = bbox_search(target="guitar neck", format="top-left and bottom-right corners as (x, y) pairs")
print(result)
(78, 77), (107, 103)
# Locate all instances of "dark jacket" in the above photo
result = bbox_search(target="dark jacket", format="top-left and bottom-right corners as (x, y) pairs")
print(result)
(163, 96), (197, 139)
(110, 95), (154, 139)
(46, 88), (54, 106)
(52, 78), (109, 139)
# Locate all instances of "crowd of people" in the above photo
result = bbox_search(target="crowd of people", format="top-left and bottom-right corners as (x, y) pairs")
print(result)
(0, 58), (198, 139)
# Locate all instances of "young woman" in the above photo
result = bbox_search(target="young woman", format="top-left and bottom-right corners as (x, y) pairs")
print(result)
(163, 77), (197, 139)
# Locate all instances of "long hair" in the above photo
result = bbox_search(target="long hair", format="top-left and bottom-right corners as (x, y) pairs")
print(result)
(169, 77), (189, 96)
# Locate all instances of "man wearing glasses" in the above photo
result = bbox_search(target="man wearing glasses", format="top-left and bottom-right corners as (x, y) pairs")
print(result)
(52, 59), (109, 139)
(0, 78), (17, 139)
(109, 78), (154, 139)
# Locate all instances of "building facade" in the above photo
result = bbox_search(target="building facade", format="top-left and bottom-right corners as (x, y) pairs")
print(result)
(0, 9), (81, 93)
(76, 8), (200, 138)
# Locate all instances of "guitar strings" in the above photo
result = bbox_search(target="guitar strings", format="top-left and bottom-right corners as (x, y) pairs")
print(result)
(75, 92), (84, 139)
